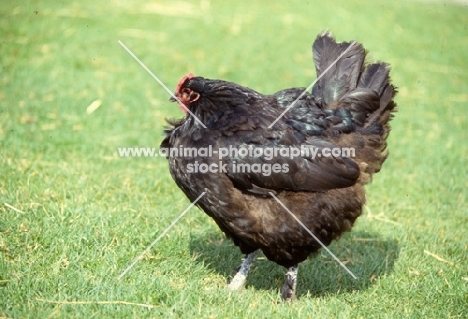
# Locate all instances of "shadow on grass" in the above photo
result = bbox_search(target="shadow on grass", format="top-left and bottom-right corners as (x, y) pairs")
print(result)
(189, 230), (399, 298)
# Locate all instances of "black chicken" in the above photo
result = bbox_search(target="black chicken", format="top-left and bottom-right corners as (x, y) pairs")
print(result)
(161, 32), (397, 301)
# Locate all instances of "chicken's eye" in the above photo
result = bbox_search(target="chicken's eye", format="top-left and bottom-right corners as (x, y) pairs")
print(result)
(181, 88), (200, 103)
(181, 88), (192, 98)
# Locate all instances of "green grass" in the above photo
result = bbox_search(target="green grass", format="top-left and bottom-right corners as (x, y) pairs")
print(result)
(1, 0), (467, 318)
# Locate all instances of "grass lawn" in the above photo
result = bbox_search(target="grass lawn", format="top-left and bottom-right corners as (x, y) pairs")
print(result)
(1, 0), (467, 317)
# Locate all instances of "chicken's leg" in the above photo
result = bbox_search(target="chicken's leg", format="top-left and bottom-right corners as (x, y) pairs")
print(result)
(281, 265), (299, 301)
(228, 251), (258, 290)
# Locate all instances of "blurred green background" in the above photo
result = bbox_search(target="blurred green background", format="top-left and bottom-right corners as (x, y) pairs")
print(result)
(1, 0), (467, 318)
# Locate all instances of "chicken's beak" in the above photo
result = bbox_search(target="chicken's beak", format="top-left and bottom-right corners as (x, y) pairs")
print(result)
(169, 94), (177, 102)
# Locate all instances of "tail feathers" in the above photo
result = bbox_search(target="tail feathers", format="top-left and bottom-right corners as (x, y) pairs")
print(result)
(358, 62), (390, 95)
(312, 31), (365, 105)
(312, 32), (396, 132)
(363, 84), (397, 133)
(356, 62), (396, 129)
(339, 88), (380, 126)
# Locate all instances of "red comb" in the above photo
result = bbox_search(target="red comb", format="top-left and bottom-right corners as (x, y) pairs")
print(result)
(174, 72), (195, 114)
(175, 72), (196, 94)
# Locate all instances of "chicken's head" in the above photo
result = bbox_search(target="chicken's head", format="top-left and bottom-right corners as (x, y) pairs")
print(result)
(170, 72), (201, 113)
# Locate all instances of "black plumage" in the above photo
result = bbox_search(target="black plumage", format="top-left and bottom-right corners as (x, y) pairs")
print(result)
(161, 32), (397, 300)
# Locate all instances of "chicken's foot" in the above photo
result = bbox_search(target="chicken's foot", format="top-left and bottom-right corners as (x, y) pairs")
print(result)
(281, 265), (299, 301)
(228, 251), (258, 290)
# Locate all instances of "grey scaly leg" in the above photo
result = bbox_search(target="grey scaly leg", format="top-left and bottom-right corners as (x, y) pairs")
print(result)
(228, 251), (258, 290)
(281, 265), (299, 301)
